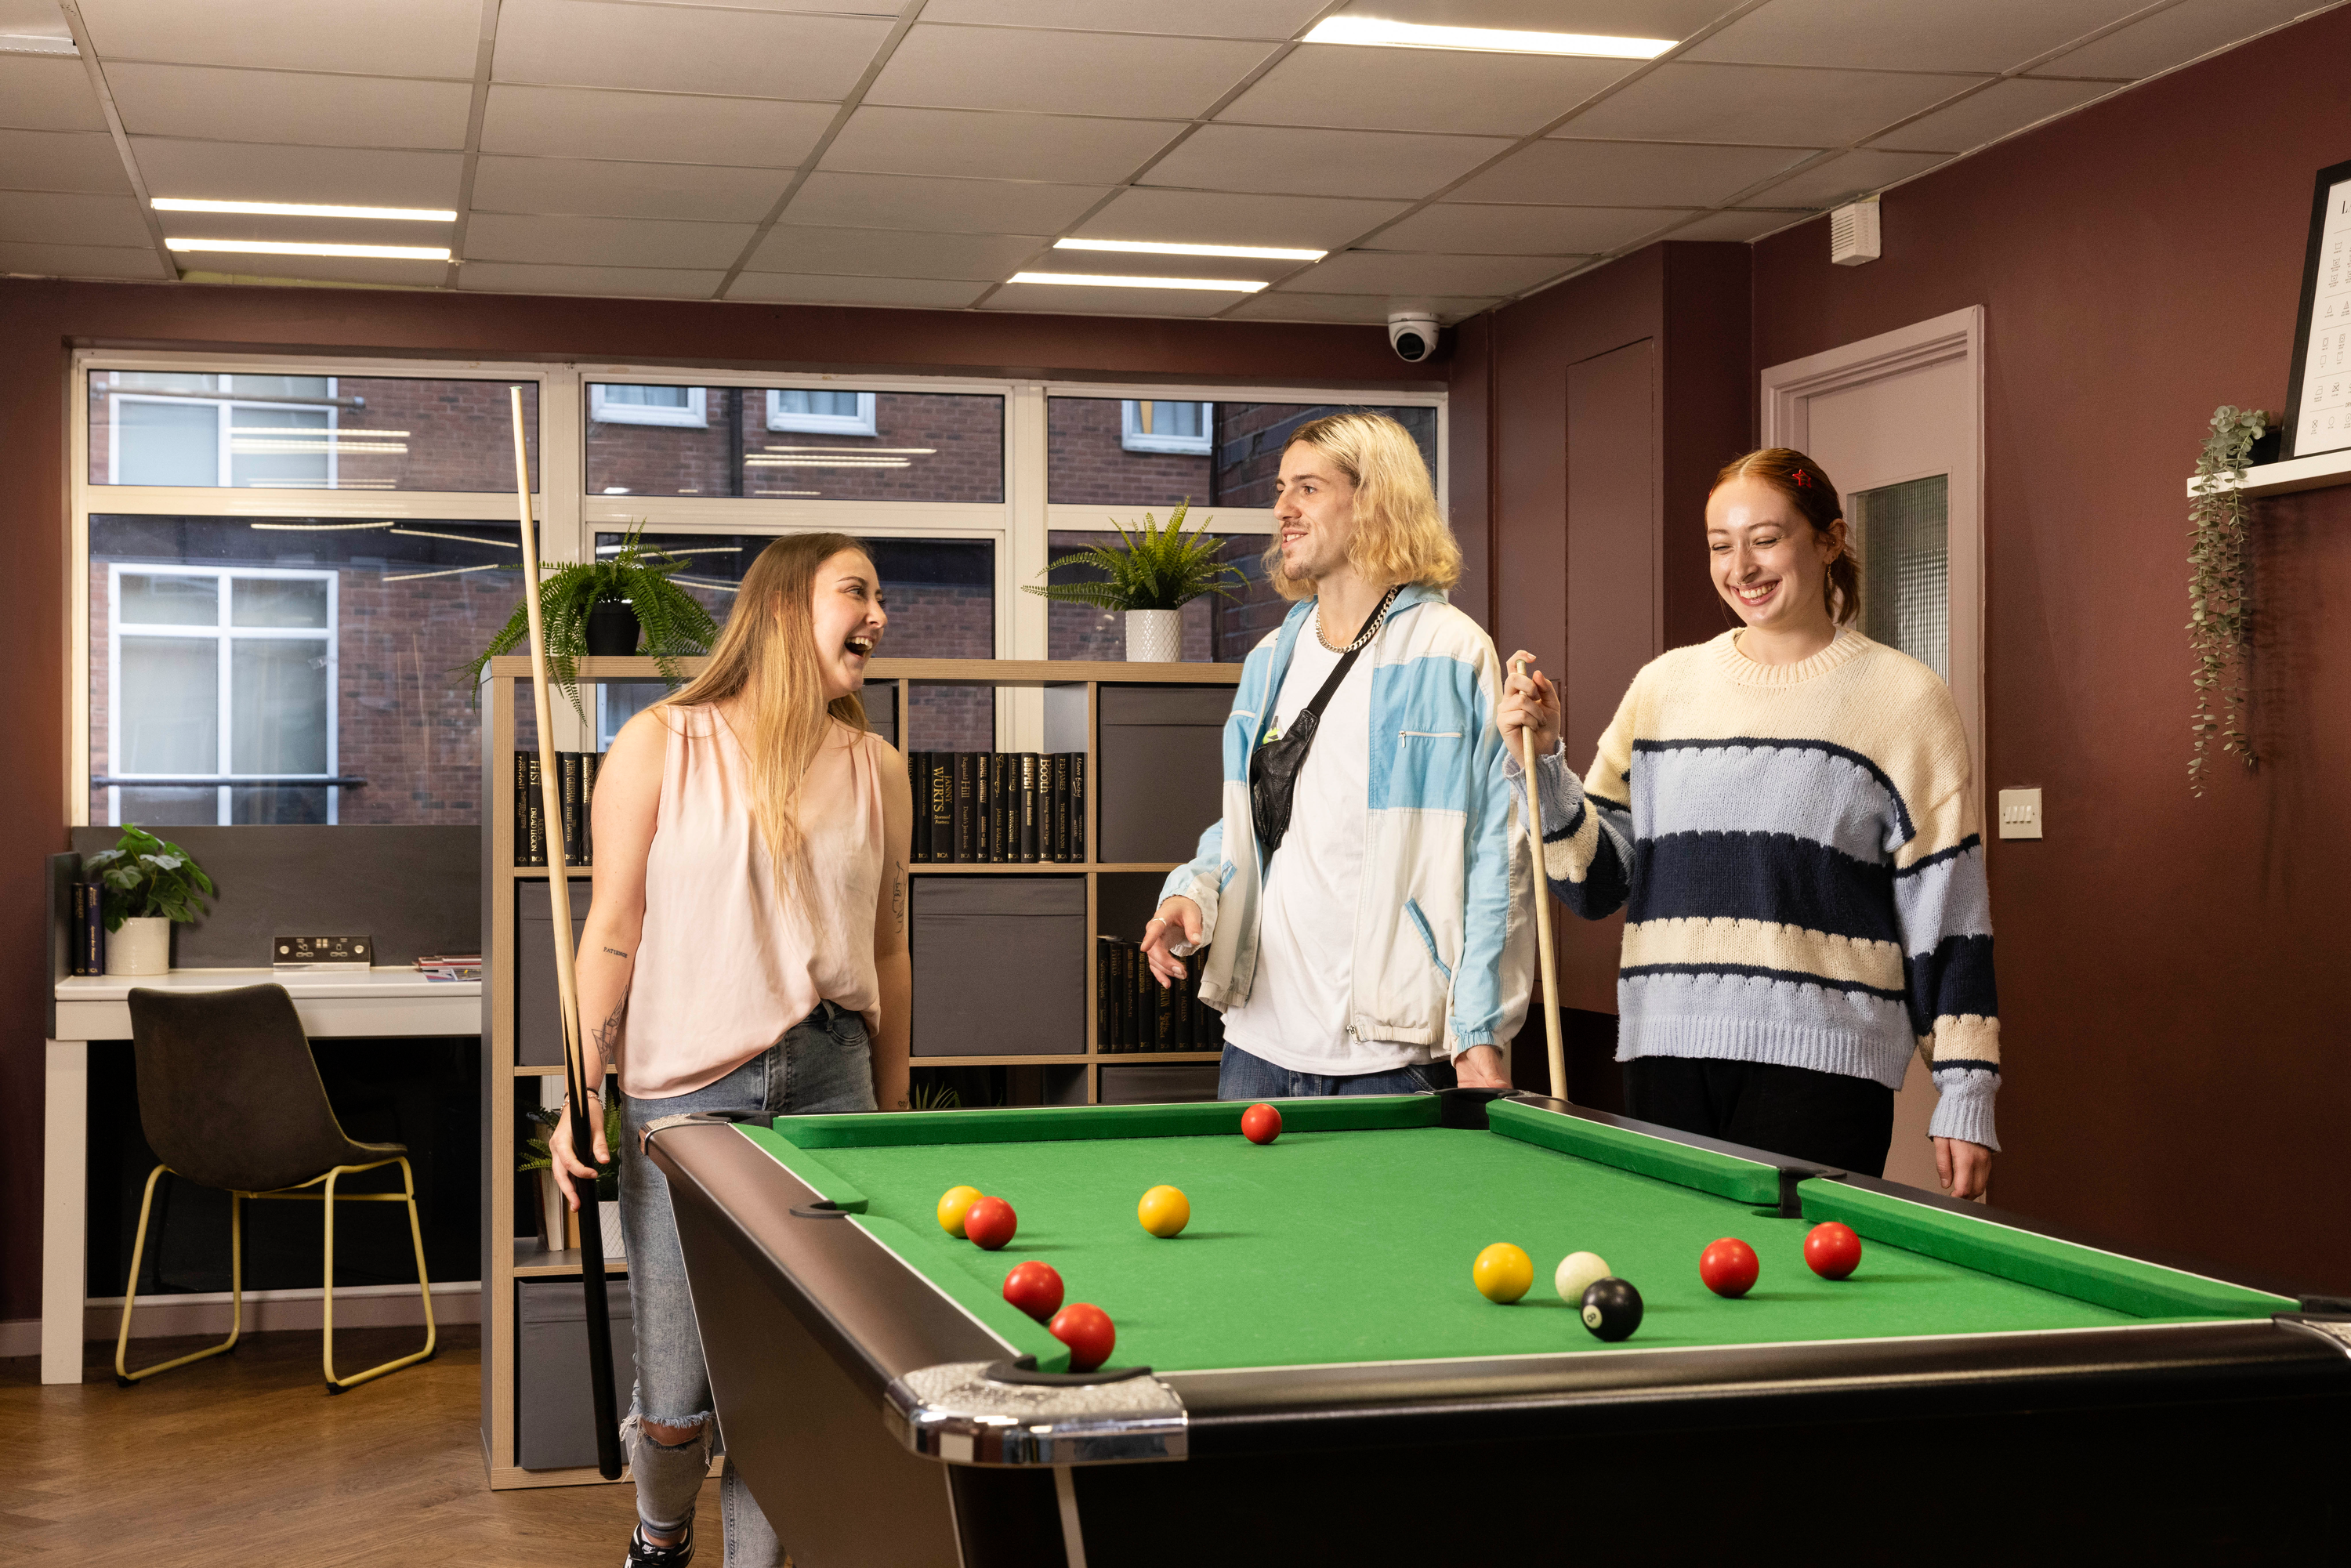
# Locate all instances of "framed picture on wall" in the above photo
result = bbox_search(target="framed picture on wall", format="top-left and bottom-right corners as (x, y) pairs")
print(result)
(2282, 156), (2351, 460)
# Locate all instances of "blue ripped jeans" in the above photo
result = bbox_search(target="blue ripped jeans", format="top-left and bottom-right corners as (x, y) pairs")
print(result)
(620, 1001), (876, 1566)
(1215, 1042), (1455, 1099)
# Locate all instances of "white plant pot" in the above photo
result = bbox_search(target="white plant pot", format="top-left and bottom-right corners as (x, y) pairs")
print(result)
(105, 916), (172, 976)
(598, 1200), (627, 1261)
(1125, 608), (1183, 663)
(537, 1169), (567, 1252)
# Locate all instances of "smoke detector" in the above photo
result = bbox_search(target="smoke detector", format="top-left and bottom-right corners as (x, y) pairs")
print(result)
(1830, 198), (1880, 266)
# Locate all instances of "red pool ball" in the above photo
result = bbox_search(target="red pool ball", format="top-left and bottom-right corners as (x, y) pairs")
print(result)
(1805, 1221), (1864, 1280)
(1241, 1103), (1283, 1145)
(1002, 1261), (1063, 1323)
(964, 1196), (1017, 1251)
(1048, 1303), (1116, 1373)
(1700, 1237), (1760, 1298)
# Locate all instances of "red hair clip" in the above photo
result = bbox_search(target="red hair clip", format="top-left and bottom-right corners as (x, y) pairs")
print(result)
(1791, 469), (1813, 489)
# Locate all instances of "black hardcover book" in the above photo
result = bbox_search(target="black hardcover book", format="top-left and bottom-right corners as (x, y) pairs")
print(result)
(952, 752), (976, 864)
(1069, 752), (1085, 864)
(85, 882), (106, 976)
(1133, 943), (1154, 1050)
(997, 754), (1016, 863)
(1114, 942), (1136, 1048)
(1017, 754), (1041, 863)
(909, 753), (930, 863)
(974, 751), (995, 864)
(557, 751), (584, 867)
(513, 751), (531, 867)
(521, 753), (548, 867)
(1096, 937), (1117, 1052)
(1048, 753), (1070, 863)
(1173, 960), (1194, 1047)
(926, 754), (955, 864)
(1152, 960), (1176, 1050)
(581, 751), (601, 866)
(67, 882), (82, 977)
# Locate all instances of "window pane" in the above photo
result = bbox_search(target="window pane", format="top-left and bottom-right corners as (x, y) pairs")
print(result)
(119, 636), (218, 773)
(1048, 399), (1438, 507)
(586, 387), (1004, 502)
(1045, 531), (1272, 664)
(603, 385), (692, 409)
(120, 572), (219, 626)
(90, 373), (541, 491)
(1853, 475), (1950, 683)
(232, 639), (330, 773)
(231, 784), (330, 824)
(232, 577), (329, 628)
(116, 785), (219, 827)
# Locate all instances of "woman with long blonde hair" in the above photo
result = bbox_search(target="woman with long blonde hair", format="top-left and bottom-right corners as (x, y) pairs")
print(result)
(547, 531), (911, 1566)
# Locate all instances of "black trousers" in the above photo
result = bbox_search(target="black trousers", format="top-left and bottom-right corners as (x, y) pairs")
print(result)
(1622, 1056), (1896, 1177)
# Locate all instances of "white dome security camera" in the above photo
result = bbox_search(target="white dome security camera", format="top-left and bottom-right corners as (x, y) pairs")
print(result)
(1388, 311), (1439, 363)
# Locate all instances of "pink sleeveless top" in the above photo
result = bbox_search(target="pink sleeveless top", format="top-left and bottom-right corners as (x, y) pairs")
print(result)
(621, 705), (887, 1099)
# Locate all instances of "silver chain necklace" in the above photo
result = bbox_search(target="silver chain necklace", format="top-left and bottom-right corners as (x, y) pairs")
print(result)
(1316, 582), (1403, 654)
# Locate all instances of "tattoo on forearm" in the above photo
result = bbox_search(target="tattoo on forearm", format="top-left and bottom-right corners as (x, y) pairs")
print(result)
(592, 999), (625, 1062)
(602, 945), (629, 959)
(891, 860), (906, 932)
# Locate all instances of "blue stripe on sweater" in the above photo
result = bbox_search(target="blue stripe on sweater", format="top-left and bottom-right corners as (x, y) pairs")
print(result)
(1903, 934), (1999, 1034)
(1631, 738), (1903, 864)
(1629, 829), (1900, 944)
(1633, 736), (1917, 843)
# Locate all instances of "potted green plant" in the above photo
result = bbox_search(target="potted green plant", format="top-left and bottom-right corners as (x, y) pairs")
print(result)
(2186, 404), (2273, 797)
(86, 824), (214, 976)
(462, 523), (722, 719)
(520, 1099), (624, 1257)
(1024, 501), (1247, 661)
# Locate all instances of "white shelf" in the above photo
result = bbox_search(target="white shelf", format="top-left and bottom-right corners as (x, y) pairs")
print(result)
(2184, 447), (2351, 498)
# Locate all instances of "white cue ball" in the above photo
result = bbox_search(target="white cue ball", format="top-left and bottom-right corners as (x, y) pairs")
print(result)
(1556, 1251), (1611, 1305)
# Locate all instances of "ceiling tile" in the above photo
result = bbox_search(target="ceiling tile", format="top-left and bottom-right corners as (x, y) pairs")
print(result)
(1364, 203), (1688, 255)
(1071, 187), (1408, 251)
(868, 25), (1274, 118)
(459, 259), (724, 297)
(1222, 290), (1501, 325)
(1451, 139), (1813, 207)
(821, 107), (1179, 184)
(480, 85), (833, 167)
(1556, 63), (1986, 147)
(1868, 77), (2117, 153)
(0, 190), (155, 248)
(915, 1), (1324, 38)
(472, 156), (788, 222)
(0, 56), (108, 133)
(1286, 250), (1574, 295)
(179, 253), (451, 287)
(492, 0), (889, 99)
(1743, 148), (1947, 208)
(726, 272), (990, 306)
(1339, 0), (1727, 38)
(1216, 42), (1636, 137)
(1140, 125), (1511, 201)
(105, 63), (475, 150)
(784, 172), (1110, 234)
(2027, 0), (2317, 80)
(132, 139), (463, 206)
(1684, 0), (2149, 74)
(748, 226), (1047, 279)
(980, 279), (1238, 317)
(1658, 207), (1810, 241)
(77, 0), (484, 77)
(0, 129), (132, 194)
(465, 212), (753, 268)
(0, 241), (171, 279)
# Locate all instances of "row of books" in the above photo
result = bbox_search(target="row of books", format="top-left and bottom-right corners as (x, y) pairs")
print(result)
(513, 751), (602, 867)
(63, 882), (106, 976)
(1096, 940), (1224, 1052)
(912, 751), (1087, 864)
(415, 953), (482, 982)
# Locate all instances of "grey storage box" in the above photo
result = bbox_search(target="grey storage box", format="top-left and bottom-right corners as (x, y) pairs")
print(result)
(1096, 685), (1232, 865)
(517, 882), (592, 1067)
(516, 1276), (635, 1470)
(912, 878), (1084, 1056)
(1098, 1063), (1221, 1104)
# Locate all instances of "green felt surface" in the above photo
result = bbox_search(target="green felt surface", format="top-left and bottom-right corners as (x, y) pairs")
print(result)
(748, 1116), (2236, 1374)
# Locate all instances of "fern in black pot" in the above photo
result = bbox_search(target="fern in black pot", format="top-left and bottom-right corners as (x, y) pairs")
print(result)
(462, 523), (721, 719)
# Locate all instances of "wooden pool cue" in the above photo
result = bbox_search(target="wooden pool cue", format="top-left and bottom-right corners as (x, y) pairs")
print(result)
(1512, 656), (1567, 1104)
(510, 386), (624, 1481)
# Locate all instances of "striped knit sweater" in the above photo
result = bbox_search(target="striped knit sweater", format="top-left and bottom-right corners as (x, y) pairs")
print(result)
(1512, 629), (2000, 1150)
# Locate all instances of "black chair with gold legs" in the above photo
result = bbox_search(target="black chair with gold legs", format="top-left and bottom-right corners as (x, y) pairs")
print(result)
(116, 983), (437, 1392)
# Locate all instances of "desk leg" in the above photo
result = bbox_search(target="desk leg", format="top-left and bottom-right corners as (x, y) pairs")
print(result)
(43, 1038), (88, 1385)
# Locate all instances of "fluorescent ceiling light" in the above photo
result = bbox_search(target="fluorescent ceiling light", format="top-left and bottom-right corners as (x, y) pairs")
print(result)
(165, 238), (452, 261)
(0, 32), (77, 56)
(1303, 16), (1673, 58)
(1055, 238), (1324, 263)
(154, 198), (457, 223)
(1009, 271), (1266, 293)
(249, 520), (394, 532)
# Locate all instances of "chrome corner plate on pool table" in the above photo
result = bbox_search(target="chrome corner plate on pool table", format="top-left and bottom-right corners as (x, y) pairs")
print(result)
(646, 1090), (2351, 1567)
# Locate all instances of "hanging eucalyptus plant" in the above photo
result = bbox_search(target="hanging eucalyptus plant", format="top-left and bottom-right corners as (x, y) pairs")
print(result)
(2185, 405), (2271, 797)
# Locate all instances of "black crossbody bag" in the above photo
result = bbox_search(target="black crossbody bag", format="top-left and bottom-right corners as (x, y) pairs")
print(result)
(1248, 594), (1391, 855)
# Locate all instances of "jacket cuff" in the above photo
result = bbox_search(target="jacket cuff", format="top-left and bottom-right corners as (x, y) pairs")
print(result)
(1927, 1066), (2000, 1151)
(1499, 736), (1566, 781)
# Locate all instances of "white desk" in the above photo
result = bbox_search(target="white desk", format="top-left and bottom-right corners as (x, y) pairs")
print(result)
(42, 968), (482, 1385)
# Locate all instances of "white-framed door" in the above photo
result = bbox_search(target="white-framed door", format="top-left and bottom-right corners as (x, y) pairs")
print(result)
(1761, 306), (1986, 1194)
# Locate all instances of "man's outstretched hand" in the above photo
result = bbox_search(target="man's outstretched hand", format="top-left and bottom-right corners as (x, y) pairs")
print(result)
(1142, 896), (1203, 987)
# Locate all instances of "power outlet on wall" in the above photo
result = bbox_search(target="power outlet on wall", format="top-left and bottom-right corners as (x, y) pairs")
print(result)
(1997, 788), (2043, 840)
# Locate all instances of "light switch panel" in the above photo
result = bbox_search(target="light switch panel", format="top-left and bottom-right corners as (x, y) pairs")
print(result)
(1997, 788), (2042, 840)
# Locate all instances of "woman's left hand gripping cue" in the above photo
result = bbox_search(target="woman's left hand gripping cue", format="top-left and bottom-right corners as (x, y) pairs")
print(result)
(1499, 650), (1561, 762)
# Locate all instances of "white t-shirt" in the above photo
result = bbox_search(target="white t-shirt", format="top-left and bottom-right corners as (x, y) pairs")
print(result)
(1219, 628), (1431, 1076)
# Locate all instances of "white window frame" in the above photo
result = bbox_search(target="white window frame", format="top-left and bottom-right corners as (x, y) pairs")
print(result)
(766, 389), (878, 436)
(105, 562), (341, 826)
(102, 375), (342, 490)
(589, 383), (708, 428)
(1120, 399), (1212, 455)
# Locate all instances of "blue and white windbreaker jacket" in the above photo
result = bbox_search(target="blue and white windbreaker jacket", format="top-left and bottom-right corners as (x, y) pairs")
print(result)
(1159, 585), (1535, 1058)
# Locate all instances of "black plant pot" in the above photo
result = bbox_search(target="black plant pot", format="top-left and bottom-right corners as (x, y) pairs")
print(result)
(585, 599), (642, 656)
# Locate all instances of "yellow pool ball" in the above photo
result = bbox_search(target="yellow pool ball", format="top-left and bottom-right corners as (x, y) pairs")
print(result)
(1474, 1242), (1534, 1303)
(936, 1185), (984, 1237)
(1137, 1185), (1190, 1238)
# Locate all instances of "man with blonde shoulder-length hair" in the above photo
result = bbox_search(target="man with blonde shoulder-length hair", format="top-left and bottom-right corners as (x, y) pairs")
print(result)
(1142, 412), (1534, 1098)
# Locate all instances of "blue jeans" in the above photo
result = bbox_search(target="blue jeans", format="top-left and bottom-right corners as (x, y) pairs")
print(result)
(1215, 1042), (1454, 1100)
(619, 1001), (876, 1566)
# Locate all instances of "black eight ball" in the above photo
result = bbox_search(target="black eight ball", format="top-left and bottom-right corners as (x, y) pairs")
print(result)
(1579, 1277), (1643, 1342)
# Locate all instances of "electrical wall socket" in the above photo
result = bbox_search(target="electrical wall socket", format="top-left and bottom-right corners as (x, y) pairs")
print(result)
(1997, 788), (2042, 840)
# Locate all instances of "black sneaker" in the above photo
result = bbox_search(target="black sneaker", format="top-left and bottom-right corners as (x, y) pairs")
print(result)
(624, 1523), (694, 1566)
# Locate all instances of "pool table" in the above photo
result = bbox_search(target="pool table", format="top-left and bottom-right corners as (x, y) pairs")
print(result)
(646, 1090), (2351, 1566)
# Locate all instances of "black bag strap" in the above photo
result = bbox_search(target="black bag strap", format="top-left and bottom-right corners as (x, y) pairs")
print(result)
(1263, 594), (1388, 743)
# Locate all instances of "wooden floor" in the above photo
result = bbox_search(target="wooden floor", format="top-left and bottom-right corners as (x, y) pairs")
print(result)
(4, 1324), (718, 1565)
